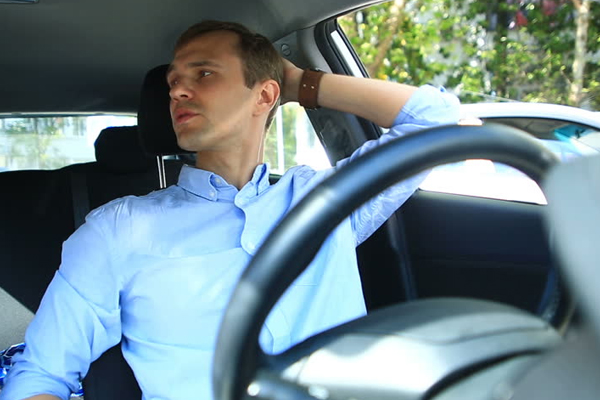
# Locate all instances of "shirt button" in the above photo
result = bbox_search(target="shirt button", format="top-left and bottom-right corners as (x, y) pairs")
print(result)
(208, 191), (216, 198)
(247, 242), (256, 251)
(214, 178), (222, 185)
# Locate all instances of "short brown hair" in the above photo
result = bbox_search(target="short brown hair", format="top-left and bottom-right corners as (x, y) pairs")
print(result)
(175, 20), (283, 130)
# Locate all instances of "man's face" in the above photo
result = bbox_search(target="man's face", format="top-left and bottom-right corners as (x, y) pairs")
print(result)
(167, 31), (256, 152)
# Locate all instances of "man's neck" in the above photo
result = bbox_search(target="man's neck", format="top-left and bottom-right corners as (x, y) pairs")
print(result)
(195, 147), (264, 190)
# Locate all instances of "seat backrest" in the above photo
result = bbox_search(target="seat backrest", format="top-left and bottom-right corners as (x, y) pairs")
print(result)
(0, 126), (180, 311)
(75, 125), (182, 399)
(0, 124), (183, 387)
(83, 65), (192, 400)
(67, 125), (181, 212)
(0, 168), (78, 313)
(82, 344), (142, 399)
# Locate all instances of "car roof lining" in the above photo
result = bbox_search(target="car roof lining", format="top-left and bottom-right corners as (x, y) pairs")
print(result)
(0, 0), (378, 114)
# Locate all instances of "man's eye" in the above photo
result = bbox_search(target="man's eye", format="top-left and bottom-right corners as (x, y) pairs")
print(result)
(168, 79), (178, 88)
(199, 71), (212, 78)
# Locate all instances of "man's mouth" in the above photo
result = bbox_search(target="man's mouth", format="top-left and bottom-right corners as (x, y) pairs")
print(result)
(174, 108), (199, 125)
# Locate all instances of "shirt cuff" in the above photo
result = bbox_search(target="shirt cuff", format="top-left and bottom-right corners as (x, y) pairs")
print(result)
(393, 85), (460, 128)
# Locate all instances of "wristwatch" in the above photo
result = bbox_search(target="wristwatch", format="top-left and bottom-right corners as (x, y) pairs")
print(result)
(298, 68), (325, 109)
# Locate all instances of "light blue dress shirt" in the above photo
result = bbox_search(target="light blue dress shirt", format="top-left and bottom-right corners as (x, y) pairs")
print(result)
(1, 85), (459, 400)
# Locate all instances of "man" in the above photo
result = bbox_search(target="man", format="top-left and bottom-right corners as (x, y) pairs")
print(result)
(1, 21), (459, 400)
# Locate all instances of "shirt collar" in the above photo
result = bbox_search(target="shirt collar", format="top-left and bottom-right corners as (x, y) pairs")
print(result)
(177, 164), (271, 201)
(251, 163), (271, 196)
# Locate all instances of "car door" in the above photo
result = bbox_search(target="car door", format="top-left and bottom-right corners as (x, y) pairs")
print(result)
(284, 15), (599, 328)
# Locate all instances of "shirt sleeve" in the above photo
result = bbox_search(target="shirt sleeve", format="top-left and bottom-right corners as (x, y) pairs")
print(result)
(0, 211), (123, 400)
(333, 85), (460, 245)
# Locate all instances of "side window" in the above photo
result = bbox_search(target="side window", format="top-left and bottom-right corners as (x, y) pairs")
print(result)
(0, 115), (136, 172)
(264, 103), (331, 175)
(337, 1), (600, 204)
(420, 119), (600, 204)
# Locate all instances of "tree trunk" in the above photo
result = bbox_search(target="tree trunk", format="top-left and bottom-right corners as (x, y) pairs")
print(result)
(569, 0), (590, 106)
(367, 0), (405, 77)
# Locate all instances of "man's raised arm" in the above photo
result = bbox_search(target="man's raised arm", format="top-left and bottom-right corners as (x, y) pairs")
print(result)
(279, 60), (460, 248)
(281, 59), (418, 128)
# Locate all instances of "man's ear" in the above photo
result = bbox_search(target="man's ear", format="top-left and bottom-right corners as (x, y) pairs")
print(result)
(254, 79), (280, 117)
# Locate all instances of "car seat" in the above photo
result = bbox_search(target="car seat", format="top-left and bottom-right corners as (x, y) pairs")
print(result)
(83, 64), (188, 400)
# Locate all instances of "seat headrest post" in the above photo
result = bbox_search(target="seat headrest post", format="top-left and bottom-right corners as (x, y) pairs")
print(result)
(156, 155), (167, 189)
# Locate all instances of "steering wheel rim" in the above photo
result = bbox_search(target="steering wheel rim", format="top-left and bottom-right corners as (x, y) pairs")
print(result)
(213, 123), (560, 400)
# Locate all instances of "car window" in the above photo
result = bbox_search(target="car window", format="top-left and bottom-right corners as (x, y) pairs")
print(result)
(420, 118), (600, 204)
(0, 115), (136, 172)
(0, 109), (330, 175)
(264, 103), (331, 175)
(337, 1), (600, 204)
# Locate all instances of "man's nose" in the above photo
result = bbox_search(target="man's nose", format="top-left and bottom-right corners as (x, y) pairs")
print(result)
(169, 80), (193, 100)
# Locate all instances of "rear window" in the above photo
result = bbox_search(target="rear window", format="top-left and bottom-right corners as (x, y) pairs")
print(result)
(0, 115), (136, 172)
(0, 109), (330, 175)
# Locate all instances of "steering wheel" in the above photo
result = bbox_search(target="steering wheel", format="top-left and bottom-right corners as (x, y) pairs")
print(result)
(213, 123), (563, 400)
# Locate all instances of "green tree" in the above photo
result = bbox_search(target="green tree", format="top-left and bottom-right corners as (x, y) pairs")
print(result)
(265, 105), (299, 172)
(570, 0), (593, 106)
(4, 117), (68, 169)
(340, 0), (457, 84)
(339, 0), (600, 109)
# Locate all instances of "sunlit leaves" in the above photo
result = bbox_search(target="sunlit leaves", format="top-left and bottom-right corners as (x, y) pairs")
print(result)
(339, 0), (599, 109)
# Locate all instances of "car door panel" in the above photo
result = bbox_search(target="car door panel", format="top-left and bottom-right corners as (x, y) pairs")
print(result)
(400, 190), (552, 313)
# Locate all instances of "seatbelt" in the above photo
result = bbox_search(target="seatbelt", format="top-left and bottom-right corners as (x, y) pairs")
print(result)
(70, 171), (91, 229)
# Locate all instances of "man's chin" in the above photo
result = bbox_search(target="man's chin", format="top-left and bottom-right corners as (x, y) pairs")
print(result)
(175, 137), (198, 152)
(174, 129), (208, 152)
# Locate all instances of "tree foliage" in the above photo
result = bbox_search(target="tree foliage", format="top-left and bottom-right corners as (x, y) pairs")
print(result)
(1, 117), (88, 170)
(264, 106), (298, 172)
(339, 0), (600, 109)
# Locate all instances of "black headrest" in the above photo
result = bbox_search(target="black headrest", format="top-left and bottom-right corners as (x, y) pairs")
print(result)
(138, 64), (192, 156)
(94, 126), (155, 172)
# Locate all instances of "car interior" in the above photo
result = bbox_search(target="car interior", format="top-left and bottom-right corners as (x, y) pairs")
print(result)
(1, 0), (599, 399)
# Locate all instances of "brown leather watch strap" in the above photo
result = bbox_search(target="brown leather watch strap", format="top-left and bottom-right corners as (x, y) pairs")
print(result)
(298, 68), (325, 109)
